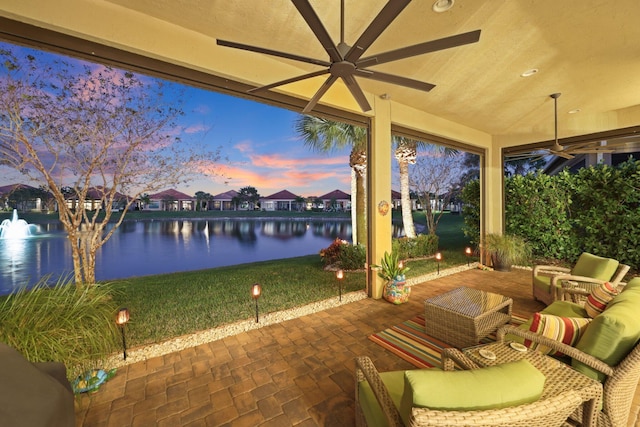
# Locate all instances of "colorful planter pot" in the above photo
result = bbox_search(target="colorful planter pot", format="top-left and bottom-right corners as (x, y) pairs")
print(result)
(383, 276), (410, 304)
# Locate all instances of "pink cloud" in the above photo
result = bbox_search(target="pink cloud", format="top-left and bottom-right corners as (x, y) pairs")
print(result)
(249, 153), (346, 169)
(233, 141), (253, 153)
(184, 124), (210, 134)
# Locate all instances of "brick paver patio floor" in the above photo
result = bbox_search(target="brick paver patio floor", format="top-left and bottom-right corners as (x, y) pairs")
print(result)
(74, 268), (640, 426)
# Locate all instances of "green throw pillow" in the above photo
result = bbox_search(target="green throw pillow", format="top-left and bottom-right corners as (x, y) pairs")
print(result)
(399, 360), (544, 425)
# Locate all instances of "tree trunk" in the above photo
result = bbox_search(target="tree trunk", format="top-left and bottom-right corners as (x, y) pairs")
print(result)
(398, 160), (416, 238)
(350, 169), (358, 245)
(350, 149), (367, 246)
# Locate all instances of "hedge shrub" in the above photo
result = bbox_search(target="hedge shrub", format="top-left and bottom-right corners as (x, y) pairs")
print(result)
(461, 158), (640, 269)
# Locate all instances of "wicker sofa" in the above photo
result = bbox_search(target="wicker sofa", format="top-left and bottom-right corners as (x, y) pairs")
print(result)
(354, 355), (587, 427)
(501, 277), (640, 427)
(0, 342), (75, 426)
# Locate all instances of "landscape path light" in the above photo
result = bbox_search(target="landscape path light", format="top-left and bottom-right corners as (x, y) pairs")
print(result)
(115, 308), (130, 360)
(435, 252), (442, 275)
(336, 269), (344, 301)
(465, 247), (472, 266)
(251, 283), (262, 323)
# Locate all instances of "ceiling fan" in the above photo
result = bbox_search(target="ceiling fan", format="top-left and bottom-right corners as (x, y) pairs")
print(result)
(543, 93), (617, 159)
(216, 0), (481, 113)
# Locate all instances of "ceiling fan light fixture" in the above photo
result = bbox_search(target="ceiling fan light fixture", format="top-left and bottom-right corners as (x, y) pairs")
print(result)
(520, 68), (538, 77)
(432, 0), (455, 13)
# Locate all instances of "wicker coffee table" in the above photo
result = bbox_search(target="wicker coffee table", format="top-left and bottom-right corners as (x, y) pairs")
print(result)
(424, 287), (512, 348)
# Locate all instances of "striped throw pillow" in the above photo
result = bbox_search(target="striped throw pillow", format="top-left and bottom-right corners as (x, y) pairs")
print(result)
(525, 313), (592, 356)
(584, 282), (618, 318)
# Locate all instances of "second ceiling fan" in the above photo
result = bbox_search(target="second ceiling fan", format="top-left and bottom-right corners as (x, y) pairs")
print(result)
(217, 0), (481, 113)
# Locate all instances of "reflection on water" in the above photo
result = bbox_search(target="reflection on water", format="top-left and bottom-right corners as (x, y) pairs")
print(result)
(0, 218), (388, 295)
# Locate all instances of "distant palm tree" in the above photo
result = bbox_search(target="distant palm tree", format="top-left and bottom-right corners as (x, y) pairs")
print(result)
(295, 115), (367, 245)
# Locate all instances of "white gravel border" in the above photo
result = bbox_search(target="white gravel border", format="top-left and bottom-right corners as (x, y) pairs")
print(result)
(105, 263), (478, 368)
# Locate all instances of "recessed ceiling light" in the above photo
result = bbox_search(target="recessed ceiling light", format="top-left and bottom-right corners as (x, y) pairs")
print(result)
(433, 0), (455, 13)
(520, 68), (538, 77)
(568, 109), (581, 114)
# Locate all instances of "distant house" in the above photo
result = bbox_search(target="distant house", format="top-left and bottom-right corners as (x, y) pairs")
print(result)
(146, 189), (194, 211)
(545, 150), (640, 175)
(391, 189), (418, 211)
(211, 190), (239, 211)
(64, 186), (130, 211)
(261, 190), (302, 211)
(318, 189), (351, 212)
(0, 183), (47, 211)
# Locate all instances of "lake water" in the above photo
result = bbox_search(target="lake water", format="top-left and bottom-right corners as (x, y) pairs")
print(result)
(0, 218), (375, 295)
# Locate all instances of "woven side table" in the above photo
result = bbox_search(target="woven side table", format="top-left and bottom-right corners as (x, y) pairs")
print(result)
(424, 287), (512, 348)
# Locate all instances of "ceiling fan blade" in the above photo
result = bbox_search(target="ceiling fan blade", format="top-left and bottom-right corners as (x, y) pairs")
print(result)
(357, 29), (482, 68)
(292, 0), (342, 62)
(344, 0), (411, 63)
(550, 150), (575, 160)
(248, 70), (330, 94)
(354, 68), (435, 92)
(341, 75), (372, 112)
(217, 39), (331, 67)
(302, 75), (339, 113)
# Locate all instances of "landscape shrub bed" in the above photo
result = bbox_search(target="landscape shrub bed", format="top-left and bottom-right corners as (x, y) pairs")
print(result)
(461, 158), (640, 268)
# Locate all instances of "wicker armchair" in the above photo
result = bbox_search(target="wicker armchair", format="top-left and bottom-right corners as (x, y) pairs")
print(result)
(497, 325), (640, 427)
(354, 356), (585, 427)
(532, 252), (629, 305)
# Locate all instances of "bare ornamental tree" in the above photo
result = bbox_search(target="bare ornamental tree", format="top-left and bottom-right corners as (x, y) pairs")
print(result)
(0, 48), (223, 286)
(409, 150), (464, 235)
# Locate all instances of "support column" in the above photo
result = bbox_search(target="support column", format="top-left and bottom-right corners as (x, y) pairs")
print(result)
(367, 97), (393, 299)
(480, 143), (504, 264)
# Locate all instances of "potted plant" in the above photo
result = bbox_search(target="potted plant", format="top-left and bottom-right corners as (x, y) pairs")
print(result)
(373, 251), (411, 304)
(483, 233), (531, 272)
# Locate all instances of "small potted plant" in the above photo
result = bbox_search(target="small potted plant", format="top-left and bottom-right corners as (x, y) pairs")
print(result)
(373, 251), (411, 304)
(483, 233), (531, 272)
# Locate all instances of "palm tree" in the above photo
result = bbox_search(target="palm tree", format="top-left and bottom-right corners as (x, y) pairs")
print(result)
(393, 136), (459, 237)
(295, 115), (367, 245)
(393, 136), (421, 238)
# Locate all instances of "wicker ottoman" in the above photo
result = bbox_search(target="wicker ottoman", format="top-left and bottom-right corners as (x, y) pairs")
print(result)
(424, 287), (512, 348)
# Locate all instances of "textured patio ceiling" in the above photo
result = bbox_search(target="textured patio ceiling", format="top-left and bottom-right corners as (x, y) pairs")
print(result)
(1, 0), (640, 152)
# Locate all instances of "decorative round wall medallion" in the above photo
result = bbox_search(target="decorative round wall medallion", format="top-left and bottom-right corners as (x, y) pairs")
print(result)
(378, 200), (390, 216)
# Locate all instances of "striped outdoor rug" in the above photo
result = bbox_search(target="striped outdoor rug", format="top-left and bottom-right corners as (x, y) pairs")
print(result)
(368, 313), (527, 369)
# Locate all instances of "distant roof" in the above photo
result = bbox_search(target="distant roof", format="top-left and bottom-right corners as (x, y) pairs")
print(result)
(262, 190), (300, 200)
(149, 189), (193, 200)
(212, 189), (239, 200)
(318, 189), (350, 200)
(0, 183), (40, 195)
(66, 186), (128, 200)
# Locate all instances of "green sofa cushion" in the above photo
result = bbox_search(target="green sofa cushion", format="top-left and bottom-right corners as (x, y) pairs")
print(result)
(573, 284), (640, 381)
(358, 370), (406, 427)
(571, 252), (619, 281)
(399, 360), (544, 424)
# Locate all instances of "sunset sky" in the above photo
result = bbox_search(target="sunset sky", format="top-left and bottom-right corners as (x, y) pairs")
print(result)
(0, 40), (371, 200)
(177, 88), (354, 198)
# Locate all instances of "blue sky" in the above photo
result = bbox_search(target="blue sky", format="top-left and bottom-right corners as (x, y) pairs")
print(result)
(0, 41), (359, 199)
